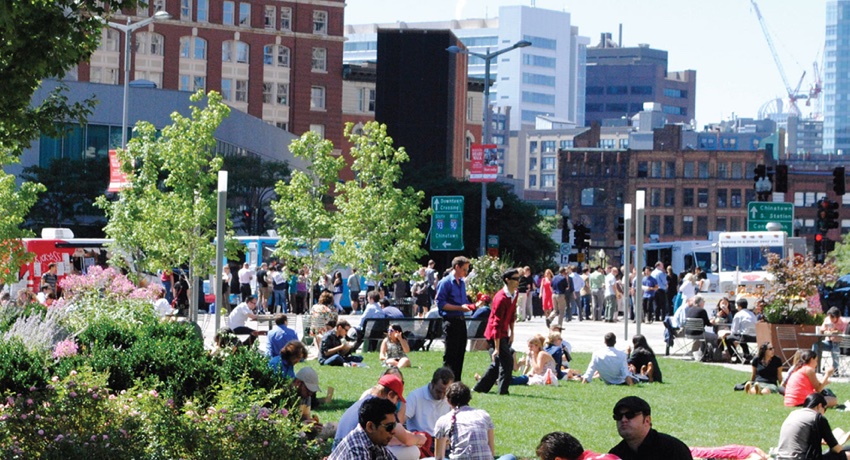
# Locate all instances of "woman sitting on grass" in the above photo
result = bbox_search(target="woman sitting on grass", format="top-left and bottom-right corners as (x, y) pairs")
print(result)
(269, 340), (308, 379)
(627, 334), (662, 383)
(784, 350), (836, 407)
(511, 335), (558, 386)
(380, 324), (411, 368)
(433, 382), (516, 460)
(744, 341), (783, 395)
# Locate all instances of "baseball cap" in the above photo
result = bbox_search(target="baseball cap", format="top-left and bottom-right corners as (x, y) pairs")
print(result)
(295, 367), (321, 393)
(377, 374), (406, 403)
(613, 396), (651, 417)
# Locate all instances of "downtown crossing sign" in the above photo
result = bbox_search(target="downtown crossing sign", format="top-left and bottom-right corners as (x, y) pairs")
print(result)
(430, 196), (464, 251)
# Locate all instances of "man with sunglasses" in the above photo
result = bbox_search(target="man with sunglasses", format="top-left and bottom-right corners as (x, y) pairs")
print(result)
(473, 268), (520, 395)
(330, 397), (399, 460)
(609, 396), (692, 460)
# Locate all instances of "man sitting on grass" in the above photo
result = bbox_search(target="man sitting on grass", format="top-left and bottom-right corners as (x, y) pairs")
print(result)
(330, 397), (398, 460)
(581, 332), (633, 385)
(319, 319), (363, 366)
(609, 396), (692, 460)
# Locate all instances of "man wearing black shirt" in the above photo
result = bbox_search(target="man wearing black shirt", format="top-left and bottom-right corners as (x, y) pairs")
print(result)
(609, 396), (692, 460)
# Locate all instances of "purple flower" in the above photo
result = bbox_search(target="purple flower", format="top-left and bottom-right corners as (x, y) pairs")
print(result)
(54, 435), (64, 442)
(37, 430), (44, 436)
(69, 392), (77, 398)
(26, 399), (33, 405)
(102, 434), (108, 440)
(19, 415), (26, 420)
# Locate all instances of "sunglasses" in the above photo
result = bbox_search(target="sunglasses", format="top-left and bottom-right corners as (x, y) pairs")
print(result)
(509, 277), (520, 281)
(379, 422), (397, 432)
(613, 410), (642, 421)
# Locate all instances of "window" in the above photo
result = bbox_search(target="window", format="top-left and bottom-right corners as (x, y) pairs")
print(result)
(529, 141), (538, 154)
(716, 188), (727, 208)
(528, 175), (537, 187)
(650, 161), (662, 178)
(528, 158), (537, 171)
(745, 189), (755, 204)
(100, 29), (119, 52)
(730, 217), (741, 232)
(222, 41), (232, 62)
(312, 47), (327, 72)
(650, 189), (661, 207)
(135, 32), (164, 56)
(90, 67), (118, 84)
(310, 86), (325, 110)
(153, 0), (164, 11)
(235, 80), (248, 102)
(522, 91), (556, 105)
(542, 174), (555, 188)
(542, 157), (556, 170)
(313, 10), (327, 35)
(181, 0), (191, 20)
(180, 75), (191, 91)
(223, 1), (234, 25)
(522, 54), (556, 68)
(541, 141), (556, 153)
(682, 216), (694, 236)
(637, 162), (648, 178)
(649, 216), (660, 235)
(236, 42), (249, 63)
(794, 192), (826, 206)
(586, 86), (604, 95)
(221, 78), (232, 100)
(664, 88), (684, 98)
(239, 3), (251, 27)
(523, 35), (557, 49)
(716, 217), (727, 232)
(280, 8), (292, 30)
(181, 75), (205, 91)
(560, 140), (573, 149)
(665, 161), (676, 178)
(698, 162), (709, 179)
(309, 124), (325, 138)
(698, 188), (708, 207)
(717, 162), (728, 179)
(664, 216), (675, 236)
(522, 73), (556, 87)
(697, 216), (708, 235)
(277, 83), (288, 105)
(137, 2), (149, 17)
(264, 6), (276, 29)
(197, 0), (208, 22)
(262, 83), (272, 104)
(631, 86), (653, 95)
(683, 189), (694, 207)
(683, 161), (695, 178)
(607, 86), (628, 95)
(358, 88), (375, 112)
(731, 163), (743, 179)
(731, 189), (742, 208)
(664, 188), (675, 207)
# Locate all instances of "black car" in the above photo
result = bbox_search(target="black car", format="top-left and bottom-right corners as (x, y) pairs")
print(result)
(823, 274), (850, 315)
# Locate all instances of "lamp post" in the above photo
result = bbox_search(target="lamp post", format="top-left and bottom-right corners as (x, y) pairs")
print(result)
(106, 11), (171, 150)
(447, 40), (531, 256)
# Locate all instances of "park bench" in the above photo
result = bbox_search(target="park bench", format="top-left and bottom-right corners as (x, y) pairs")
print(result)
(359, 317), (489, 352)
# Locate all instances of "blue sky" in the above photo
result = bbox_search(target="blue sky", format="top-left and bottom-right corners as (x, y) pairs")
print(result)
(345, 0), (826, 127)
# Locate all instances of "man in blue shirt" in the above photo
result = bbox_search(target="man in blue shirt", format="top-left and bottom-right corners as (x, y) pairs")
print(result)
(641, 266), (659, 323)
(650, 262), (669, 321)
(266, 315), (298, 358)
(436, 256), (471, 381)
(548, 267), (569, 328)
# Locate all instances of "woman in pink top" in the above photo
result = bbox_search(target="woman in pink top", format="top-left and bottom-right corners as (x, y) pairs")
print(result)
(541, 269), (554, 317)
(783, 350), (836, 407)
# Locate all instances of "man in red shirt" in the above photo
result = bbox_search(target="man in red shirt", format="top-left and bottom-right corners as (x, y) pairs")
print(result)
(472, 268), (519, 395)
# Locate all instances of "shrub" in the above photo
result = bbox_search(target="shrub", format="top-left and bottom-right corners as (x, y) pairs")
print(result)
(0, 338), (49, 395)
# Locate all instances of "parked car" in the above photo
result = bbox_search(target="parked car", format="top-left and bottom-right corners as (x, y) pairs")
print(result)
(823, 274), (850, 315)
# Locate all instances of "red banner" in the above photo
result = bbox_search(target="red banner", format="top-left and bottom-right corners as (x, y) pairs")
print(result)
(469, 143), (498, 183)
(107, 149), (131, 192)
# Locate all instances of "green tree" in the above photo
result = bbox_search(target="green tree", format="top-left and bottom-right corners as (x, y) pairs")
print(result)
(20, 157), (109, 236)
(220, 154), (290, 234)
(96, 91), (233, 314)
(332, 122), (428, 283)
(270, 131), (344, 299)
(831, 232), (850, 276)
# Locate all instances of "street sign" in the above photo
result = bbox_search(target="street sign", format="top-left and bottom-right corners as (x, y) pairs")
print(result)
(747, 202), (794, 235)
(430, 196), (464, 251)
(559, 242), (572, 256)
(487, 234), (499, 248)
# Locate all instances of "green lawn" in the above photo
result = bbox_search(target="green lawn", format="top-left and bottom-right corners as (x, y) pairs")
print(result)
(310, 350), (850, 459)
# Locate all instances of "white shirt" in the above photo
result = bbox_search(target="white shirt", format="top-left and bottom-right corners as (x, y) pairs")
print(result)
(569, 272), (584, 293)
(604, 273), (616, 297)
(679, 280), (696, 302)
(153, 298), (172, 317)
(731, 308), (757, 336)
(582, 346), (630, 384)
(238, 267), (255, 284)
(404, 384), (451, 436)
(229, 302), (253, 329)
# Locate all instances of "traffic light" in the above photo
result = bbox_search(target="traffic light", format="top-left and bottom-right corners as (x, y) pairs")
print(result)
(616, 217), (625, 241)
(257, 208), (267, 234)
(753, 164), (766, 189)
(574, 224), (590, 250)
(241, 209), (253, 233)
(814, 233), (824, 263)
(834, 166), (846, 196)
(774, 164), (788, 193)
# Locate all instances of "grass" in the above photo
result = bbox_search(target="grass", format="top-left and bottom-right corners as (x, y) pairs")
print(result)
(308, 350), (850, 459)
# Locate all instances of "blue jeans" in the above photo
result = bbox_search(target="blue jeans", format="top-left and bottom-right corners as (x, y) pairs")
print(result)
(814, 340), (840, 370)
(320, 354), (363, 366)
(271, 290), (287, 313)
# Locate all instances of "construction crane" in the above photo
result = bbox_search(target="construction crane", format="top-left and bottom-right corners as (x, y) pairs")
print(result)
(749, 0), (809, 116)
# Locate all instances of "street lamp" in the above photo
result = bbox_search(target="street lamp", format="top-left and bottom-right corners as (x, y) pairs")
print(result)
(106, 11), (171, 150)
(447, 39), (531, 256)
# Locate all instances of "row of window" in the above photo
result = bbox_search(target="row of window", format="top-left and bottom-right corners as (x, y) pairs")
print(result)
(586, 86), (653, 96)
(175, 76), (323, 110)
(527, 174), (556, 188)
(528, 157), (556, 171)
(521, 91), (555, 105)
(142, 0), (328, 35)
(637, 161), (757, 180)
(529, 138), (627, 154)
(647, 187), (754, 208)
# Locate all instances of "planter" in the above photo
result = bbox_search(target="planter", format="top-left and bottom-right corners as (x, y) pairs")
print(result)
(755, 322), (818, 366)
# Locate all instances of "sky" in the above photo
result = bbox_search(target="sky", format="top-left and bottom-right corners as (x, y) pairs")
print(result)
(345, 0), (827, 127)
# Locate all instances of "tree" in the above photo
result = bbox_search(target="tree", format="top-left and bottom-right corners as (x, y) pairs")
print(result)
(96, 91), (234, 316)
(831, 232), (850, 276)
(20, 157), (109, 236)
(220, 154), (290, 235)
(270, 131), (344, 301)
(332, 122), (428, 284)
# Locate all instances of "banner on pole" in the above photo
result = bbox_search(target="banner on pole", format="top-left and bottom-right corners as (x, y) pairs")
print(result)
(469, 143), (498, 182)
(107, 149), (131, 192)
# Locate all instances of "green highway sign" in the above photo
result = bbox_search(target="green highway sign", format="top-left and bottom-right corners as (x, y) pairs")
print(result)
(747, 202), (794, 235)
(430, 196), (464, 251)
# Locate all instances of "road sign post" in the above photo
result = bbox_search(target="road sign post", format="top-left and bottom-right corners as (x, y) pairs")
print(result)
(747, 202), (794, 235)
(431, 196), (464, 251)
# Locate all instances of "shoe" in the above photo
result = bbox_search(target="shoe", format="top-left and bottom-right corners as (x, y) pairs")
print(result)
(744, 382), (752, 394)
(545, 317), (552, 328)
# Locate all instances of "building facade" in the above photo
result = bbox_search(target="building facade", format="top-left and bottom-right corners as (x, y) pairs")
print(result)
(585, 40), (696, 127)
(81, 0), (344, 147)
(824, 0), (850, 155)
(344, 5), (589, 130)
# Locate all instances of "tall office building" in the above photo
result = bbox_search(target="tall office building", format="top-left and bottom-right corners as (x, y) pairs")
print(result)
(344, 5), (589, 130)
(824, 0), (850, 154)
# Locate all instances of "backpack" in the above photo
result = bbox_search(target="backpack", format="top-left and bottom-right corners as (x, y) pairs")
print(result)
(701, 341), (727, 363)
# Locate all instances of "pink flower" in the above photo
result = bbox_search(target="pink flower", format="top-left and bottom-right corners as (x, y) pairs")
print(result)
(69, 370), (77, 377)
(263, 441), (269, 447)
(37, 430), (44, 436)
(54, 435), (64, 442)
(68, 392), (77, 398)
(26, 399), (33, 405)
(52, 339), (79, 359)
(149, 390), (158, 398)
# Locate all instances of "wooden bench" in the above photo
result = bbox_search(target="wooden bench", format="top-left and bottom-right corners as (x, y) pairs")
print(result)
(359, 317), (489, 353)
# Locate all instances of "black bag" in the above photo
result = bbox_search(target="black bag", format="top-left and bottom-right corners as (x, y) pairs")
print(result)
(701, 342), (726, 363)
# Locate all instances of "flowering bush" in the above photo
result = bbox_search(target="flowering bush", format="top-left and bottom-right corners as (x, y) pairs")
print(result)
(52, 339), (78, 359)
(763, 253), (837, 324)
(0, 368), (330, 459)
(3, 306), (70, 354)
(466, 254), (516, 298)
